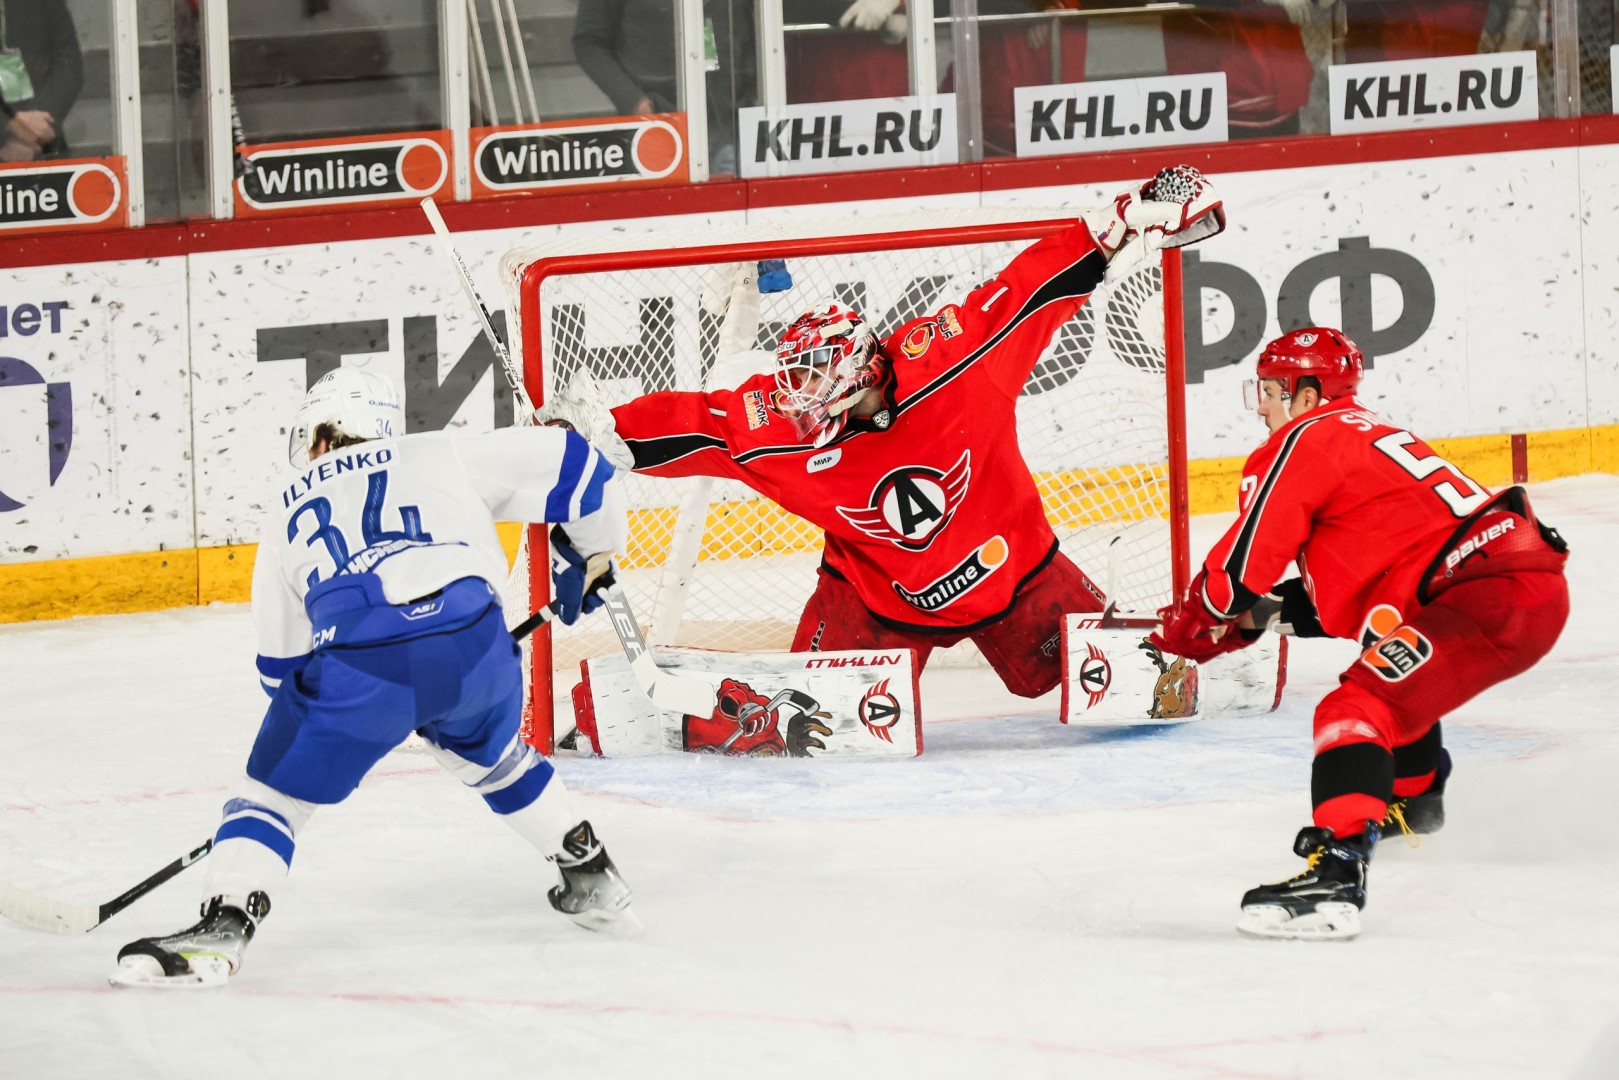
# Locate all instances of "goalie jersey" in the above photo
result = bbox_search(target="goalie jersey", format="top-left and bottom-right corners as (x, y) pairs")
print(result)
(611, 220), (1111, 633)
(252, 427), (623, 694)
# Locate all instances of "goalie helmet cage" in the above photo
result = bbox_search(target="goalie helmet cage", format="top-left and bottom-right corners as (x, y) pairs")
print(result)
(501, 212), (1192, 753)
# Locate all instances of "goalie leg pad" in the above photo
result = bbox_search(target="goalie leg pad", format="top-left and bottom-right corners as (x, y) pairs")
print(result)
(573, 647), (923, 759)
(1061, 621), (1201, 724)
(1060, 617), (1286, 724)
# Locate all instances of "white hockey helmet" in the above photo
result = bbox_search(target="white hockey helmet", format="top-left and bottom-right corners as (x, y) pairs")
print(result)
(288, 367), (403, 466)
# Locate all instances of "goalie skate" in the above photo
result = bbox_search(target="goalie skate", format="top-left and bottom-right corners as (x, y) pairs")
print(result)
(1237, 826), (1376, 942)
(549, 820), (642, 936)
(110, 892), (268, 989)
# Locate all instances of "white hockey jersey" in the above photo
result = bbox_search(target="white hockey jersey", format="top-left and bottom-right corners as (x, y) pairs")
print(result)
(252, 426), (625, 694)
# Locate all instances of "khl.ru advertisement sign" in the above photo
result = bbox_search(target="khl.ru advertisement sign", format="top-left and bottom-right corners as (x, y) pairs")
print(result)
(739, 95), (958, 179)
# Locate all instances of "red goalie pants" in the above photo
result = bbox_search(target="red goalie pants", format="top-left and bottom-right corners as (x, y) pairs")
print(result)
(791, 551), (1105, 698)
(1310, 569), (1569, 838)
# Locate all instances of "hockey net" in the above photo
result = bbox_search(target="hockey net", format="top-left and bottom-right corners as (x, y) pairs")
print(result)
(500, 212), (1190, 751)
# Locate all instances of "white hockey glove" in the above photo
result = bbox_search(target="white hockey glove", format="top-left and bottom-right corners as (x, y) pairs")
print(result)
(1086, 165), (1227, 283)
(531, 368), (634, 470)
(840, 0), (901, 32)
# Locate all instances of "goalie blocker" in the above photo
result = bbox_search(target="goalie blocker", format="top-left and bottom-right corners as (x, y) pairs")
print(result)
(1060, 615), (1286, 724)
(572, 648), (923, 758)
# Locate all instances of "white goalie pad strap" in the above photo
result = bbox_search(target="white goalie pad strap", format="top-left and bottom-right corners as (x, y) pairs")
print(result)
(572, 647), (922, 759)
(1059, 616), (1286, 725)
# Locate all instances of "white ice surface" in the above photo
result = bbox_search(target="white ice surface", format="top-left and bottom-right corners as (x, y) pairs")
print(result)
(2, 476), (1617, 1080)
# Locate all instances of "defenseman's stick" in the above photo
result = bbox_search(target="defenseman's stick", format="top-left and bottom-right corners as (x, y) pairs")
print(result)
(0, 838), (213, 935)
(419, 197), (716, 717)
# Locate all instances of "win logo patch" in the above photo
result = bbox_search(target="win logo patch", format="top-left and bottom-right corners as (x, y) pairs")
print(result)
(1360, 625), (1433, 682)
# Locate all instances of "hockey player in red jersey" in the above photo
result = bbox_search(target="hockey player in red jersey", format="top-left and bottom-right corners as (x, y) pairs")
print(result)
(1150, 327), (1570, 940)
(596, 167), (1226, 700)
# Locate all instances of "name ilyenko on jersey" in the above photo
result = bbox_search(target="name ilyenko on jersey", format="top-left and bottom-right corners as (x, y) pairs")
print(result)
(611, 219), (1109, 633)
(252, 426), (621, 692)
(1199, 396), (1496, 641)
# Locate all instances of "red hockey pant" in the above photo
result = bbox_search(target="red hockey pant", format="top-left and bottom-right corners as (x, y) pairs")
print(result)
(791, 552), (1105, 698)
(1311, 569), (1569, 837)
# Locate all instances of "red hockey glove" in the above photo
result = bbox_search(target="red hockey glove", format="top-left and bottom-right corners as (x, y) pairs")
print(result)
(1150, 575), (1246, 663)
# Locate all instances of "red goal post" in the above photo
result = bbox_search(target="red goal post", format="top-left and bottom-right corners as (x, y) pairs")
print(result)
(502, 213), (1192, 752)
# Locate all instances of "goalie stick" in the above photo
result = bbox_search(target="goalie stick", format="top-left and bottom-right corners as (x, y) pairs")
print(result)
(1100, 535), (1160, 631)
(0, 839), (213, 936)
(419, 197), (717, 718)
(0, 604), (583, 938)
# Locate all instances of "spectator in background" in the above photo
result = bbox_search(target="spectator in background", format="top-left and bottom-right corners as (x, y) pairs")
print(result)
(1163, 0), (1312, 138)
(783, 0), (911, 105)
(0, 0), (84, 162)
(961, 0), (1089, 158)
(573, 0), (756, 175)
(1338, 0), (1488, 63)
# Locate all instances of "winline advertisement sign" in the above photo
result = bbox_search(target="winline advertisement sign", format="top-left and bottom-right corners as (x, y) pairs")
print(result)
(469, 114), (688, 198)
(234, 131), (453, 216)
(0, 157), (127, 234)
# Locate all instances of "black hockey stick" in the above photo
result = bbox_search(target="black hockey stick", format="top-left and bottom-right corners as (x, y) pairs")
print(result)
(0, 838), (214, 935)
(0, 581), (566, 939)
(0, 606), (558, 938)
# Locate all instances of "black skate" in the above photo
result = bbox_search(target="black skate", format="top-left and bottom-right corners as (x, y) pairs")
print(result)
(1383, 748), (1451, 842)
(1237, 825), (1376, 941)
(110, 892), (270, 989)
(549, 820), (640, 935)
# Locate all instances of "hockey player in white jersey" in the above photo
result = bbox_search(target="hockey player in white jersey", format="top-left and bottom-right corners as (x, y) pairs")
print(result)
(111, 368), (635, 989)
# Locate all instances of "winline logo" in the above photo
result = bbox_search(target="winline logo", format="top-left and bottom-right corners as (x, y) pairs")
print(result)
(0, 160), (123, 231)
(237, 135), (450, 211)
(472, 118), (686, 194)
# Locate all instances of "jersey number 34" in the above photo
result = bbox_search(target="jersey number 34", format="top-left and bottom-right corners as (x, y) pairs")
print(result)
(288, 470), (434, 586)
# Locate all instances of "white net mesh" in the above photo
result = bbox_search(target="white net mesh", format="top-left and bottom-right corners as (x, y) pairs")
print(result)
(500, 212), (1183, 732)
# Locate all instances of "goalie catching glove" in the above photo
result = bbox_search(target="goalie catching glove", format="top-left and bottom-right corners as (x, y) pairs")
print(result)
(532, 369), (634, 470)
(550, 524), (616, 626)
(1085, 164), (1227, 283)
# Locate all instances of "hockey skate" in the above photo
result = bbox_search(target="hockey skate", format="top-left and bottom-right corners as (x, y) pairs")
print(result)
(1383, 748), (1451, 842)
(109, 893), (269, 989)
(549, 820), (641, 936)
(1237, 825), (1376, 941)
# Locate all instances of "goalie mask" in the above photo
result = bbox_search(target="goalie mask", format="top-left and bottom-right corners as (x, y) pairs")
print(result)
(1244, 327), (1364, 409)
(773, 302), (887, 447)
(288, 368), (403, 466)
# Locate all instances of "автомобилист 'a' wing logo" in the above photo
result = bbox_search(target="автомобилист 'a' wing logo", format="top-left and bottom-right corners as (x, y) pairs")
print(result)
(835, 450), (970, 550)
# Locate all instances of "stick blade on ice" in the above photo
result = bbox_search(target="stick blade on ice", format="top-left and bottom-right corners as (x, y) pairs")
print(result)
(0, 880), (101, 935)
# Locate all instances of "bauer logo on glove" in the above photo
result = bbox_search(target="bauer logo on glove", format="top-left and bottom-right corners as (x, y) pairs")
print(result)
(550, 524), (617, 626)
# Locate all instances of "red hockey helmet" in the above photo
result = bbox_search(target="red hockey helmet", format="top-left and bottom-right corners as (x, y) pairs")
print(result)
(1254, 327), (1364, 401)
(773, 301), (886, 446)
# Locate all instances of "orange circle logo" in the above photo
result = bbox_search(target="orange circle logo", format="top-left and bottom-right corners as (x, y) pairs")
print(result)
(399, 142), (448, 193)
